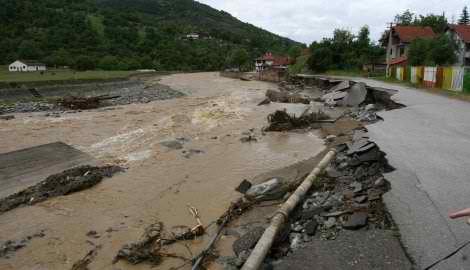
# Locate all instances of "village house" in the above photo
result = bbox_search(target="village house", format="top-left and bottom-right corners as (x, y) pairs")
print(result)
(9, 60), (47, 72)
(382, 26), (436, 68)
(255, 52), (291, 72)
(446, 24), (470, 66)
(185, 33), (200, 40)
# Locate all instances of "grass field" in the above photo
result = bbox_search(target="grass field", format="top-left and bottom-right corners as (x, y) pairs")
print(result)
(0, 66), (138, 83)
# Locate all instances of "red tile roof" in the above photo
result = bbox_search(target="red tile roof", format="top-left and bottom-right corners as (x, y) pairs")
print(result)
(389, 56), (408, 65)
(449, 24), (470, 43)
(273, 56), (292, 66)
(394, 26), (436, 43)
(257, 52), (292, 66)
(258, 52), (275, 61)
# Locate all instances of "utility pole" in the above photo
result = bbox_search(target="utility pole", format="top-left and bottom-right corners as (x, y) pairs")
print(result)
(386, 22), (394, 77)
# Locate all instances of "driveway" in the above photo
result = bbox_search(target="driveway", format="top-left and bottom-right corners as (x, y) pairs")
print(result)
(343, 77), (470, 269)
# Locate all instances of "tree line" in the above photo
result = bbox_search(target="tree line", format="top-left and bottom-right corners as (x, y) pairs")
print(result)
(307, 26), (384, 72)
(307, 9), (467, 72)
(0, 0), (299, 71)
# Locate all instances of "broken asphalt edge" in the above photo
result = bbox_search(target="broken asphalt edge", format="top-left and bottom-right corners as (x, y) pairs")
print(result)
(241, 149), (337, 270)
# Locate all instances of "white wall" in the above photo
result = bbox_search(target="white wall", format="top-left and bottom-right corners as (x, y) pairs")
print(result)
(8, 61), (46, 72)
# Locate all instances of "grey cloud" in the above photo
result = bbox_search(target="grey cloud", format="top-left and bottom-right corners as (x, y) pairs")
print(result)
(197, 0), (464, 44)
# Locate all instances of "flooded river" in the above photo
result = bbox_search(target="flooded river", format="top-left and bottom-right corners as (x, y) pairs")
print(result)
(0, 72), (325, 269)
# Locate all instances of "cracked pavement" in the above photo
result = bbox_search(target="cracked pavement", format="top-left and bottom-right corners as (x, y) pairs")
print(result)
(339, 77), (470, 269)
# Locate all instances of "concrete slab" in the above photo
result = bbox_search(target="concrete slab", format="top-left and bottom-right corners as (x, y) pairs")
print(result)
(0, 142), (98, 199)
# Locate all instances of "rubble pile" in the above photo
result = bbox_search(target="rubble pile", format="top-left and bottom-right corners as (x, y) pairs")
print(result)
(0, 165), (123, 214)
(269, 129), (394, 259)
(0, 81), (185, 114)
(265, 109), (330, 132)
(321, 81), (367, 107)
(316, 79), (405, 123)
(56, 95), (120, 110)
(259, 89), (310, 105)
(0, 101), (55, 115)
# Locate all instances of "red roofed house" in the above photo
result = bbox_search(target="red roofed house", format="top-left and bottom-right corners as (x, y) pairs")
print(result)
(255, 52), (292, 72)
(447, 25), (470, 66)
(382, 26), (437, 68)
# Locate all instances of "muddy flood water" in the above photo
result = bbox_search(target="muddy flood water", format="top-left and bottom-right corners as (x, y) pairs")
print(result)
(0, 72), (325, 269)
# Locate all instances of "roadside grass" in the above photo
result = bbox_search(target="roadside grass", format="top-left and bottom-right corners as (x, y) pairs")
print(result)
(0, 66), (137, 83)
(324, 69), (371, 78)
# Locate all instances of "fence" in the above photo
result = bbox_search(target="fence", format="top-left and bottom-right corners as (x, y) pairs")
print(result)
(389, 65), (466, 92)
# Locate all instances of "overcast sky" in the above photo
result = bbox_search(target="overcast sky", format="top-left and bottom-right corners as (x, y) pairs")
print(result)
(197, 0), (464, 44)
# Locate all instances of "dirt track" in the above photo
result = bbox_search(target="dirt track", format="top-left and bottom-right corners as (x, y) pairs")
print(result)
(0, 72), (325, 269)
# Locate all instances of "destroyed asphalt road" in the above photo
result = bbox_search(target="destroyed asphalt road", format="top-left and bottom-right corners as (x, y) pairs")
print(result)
(333, 76), (470, 270)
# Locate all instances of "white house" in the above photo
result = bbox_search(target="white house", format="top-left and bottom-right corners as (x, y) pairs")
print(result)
(447, 25), (470, 66)
(185, 33), (200, 40)
(9, 60), (47, 72)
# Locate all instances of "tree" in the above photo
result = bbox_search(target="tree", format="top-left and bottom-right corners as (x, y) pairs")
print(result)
(74, 55), (96, 71)
(356, 26), (371, 49)
(408, 38), (431, 66)
(18, 40), (42, 59)
(459, 6), (470, 25)
(408, 35), (457, 66)
(288, 45), (302, 59)
(228, 48), (249, 71)
(97, 56), (119, 70)
(416, 14), (448, 33)
(429, 35), (457, 65)
(395, 10), (415, 25)
(308, 46), (333, 72)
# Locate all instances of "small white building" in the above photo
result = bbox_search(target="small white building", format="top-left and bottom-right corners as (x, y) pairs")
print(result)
(186, 33), (200, 40)
(9, 60), (47, 72)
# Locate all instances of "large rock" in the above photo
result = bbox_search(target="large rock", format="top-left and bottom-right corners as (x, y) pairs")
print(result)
(245, 178), (286, 201)
(343, 212), (368, 230)
(232, 227), (265, 256)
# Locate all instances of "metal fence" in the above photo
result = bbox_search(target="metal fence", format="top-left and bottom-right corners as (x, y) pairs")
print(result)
(389, 66), (465, 92)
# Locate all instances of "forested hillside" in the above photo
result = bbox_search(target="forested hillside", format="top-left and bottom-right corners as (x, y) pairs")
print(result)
(0, 0), (300, 71)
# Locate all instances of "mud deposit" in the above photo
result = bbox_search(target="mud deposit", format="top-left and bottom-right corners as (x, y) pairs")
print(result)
(0, 72), (325, 270)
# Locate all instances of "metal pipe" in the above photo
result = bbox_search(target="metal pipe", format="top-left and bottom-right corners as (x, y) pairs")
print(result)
(241, 149), (337, 270)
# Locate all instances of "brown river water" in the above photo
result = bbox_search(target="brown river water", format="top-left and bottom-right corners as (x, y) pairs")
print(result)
(0, 72), (325, 269)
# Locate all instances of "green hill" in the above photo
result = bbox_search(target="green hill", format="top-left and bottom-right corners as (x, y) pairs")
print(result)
(0, 0), (300, 71)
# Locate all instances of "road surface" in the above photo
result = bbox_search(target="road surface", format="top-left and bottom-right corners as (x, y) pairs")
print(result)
(345, 77), (470, 270)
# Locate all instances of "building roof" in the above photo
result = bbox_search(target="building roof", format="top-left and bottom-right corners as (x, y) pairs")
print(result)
(257, 52), (275, 61)
(393, 26), (437, 43)
(389, 56), (408, 65)
(273, 56), (292, 66)
(256, 52), (292, 66)
(17, 60), (46, 66)
(448, 24), (470, 43)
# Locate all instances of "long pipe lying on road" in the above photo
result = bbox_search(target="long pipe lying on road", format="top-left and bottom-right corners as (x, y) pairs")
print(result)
(241, 149), (337, 270)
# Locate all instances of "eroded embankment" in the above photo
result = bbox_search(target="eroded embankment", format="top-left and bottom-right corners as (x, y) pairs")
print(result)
(0, 78), (184, 115)
(210, 76), (412, 270)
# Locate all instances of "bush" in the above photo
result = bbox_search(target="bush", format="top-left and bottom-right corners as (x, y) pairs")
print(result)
(308, 47), (333, 73)
(74, 56), (96, 71)
(98, 56), (119, 70)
